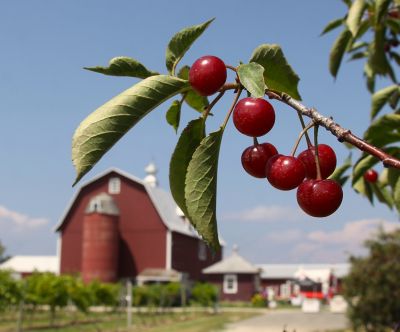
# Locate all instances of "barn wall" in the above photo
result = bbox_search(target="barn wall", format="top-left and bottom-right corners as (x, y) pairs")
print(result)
(60, 172), (167, 279)
(205, 273), (257, 301)
(171, 232), (222, 280)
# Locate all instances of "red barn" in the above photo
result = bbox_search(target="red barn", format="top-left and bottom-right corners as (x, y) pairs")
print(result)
(55, 165), (222, 283)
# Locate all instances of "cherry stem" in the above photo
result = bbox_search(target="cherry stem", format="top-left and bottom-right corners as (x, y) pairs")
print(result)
(262, 89), (400, 170)
(297, 111), (312, 147)
(290, 121), (315, 156)
(202, 90), (225, 120)
(219, 82), (400, 169)
(226, 65), (237, 73)
(253, 137), (259, 146)
(314, 125), (322, 180)
(222, 88), (243, 130)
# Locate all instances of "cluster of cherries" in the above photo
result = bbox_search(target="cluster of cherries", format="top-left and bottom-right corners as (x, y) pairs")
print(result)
(188, 55), (345, 217)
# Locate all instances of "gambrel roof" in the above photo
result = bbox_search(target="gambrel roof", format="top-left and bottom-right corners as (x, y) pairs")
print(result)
(55, 168), (200, 238)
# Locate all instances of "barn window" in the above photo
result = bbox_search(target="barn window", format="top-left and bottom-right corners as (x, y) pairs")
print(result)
(198, 241), (207, 261)
(223, 274), (238, 294)
(108, 177), (121, 194)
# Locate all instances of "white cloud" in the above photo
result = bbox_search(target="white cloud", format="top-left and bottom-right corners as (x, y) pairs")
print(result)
(0, 205), (48, 230)
(223, 205), (304, 222)
(264, 229), (303, 243)
(290, 219), (400, 262)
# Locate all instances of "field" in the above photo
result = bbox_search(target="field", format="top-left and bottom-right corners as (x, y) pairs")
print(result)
(0, 308), (259, 332)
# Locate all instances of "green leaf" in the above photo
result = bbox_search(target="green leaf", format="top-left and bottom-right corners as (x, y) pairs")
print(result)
(320, 18), (344, 36)
(178, 66), (209, 112)
(368, 26), (395, 78)
(364, 113), (400, 146)
(72, 75), (190, 185)
(352, 154), (380, 186)
(185, 129), (223, 251)
(375, 0), (391, 25)
(390, 52), (400, 66)
(370, 85), (399, 119)
(329, 154), (352, 186)
(393, 176), (400, 213)
(329, 29), (353, 78)
(237, 63), (266, 98)
(387, 168), (400, 189)
(387, 18), (400, 33)
(166, 18), (214, 75)
(348, 51), (368, 61)
(169, 118), (205, 218)
(346, 0), (367, 36)
(371, 182), (394, 209)
(342, 0), (352, 7)
(348, 41), (369, 53)
(353, 147), (400, 186)
(166, 100), (181, 133)
(250, 44), (301, 100)
(353, 176), (374, 204)
(84, 56), (158, 78)
(364, 62), (375, 92)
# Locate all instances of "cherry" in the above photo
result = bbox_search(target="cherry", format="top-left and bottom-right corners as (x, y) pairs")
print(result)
(189, 55), (227, 96)
(266, 155), (306, 190)
(233, 98), (275, 137)
(297, 179), (343, 217)
(297, 144), (336, 179)
(364, 169), (378, 183)
(241, 142), (278, 178)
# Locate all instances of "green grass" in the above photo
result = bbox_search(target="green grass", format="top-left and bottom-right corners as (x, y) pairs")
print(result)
(0, 309), (258, 332)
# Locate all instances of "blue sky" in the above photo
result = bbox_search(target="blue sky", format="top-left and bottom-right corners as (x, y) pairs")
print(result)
(0, 0), (398, 263)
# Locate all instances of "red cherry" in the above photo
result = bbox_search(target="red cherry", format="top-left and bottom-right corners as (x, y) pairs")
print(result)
(233, 98), (276, 137)
(297, 179), (343, 217)
(241, 143), (278, 178)
(189, 56), (227, 96)
(266, 155), (306, 190)
(297, 144), (337, 179)
(364, 169), (378, 183)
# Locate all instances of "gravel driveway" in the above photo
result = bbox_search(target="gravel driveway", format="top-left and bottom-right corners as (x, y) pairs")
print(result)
(224, 309), (348, 332)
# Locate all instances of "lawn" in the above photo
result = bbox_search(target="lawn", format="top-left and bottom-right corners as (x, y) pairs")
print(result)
(0, 309), (258, 332)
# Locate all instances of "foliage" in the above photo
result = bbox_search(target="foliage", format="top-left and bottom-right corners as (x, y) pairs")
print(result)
(251, 293), (267, 307)
(0, 270), (22, 311)
(190, 282), (218, 307)
(87, 280), (121, 307)
(342, 228), (400, 331)
(132, 282), (181, 307)
(324, 0), (400, 211)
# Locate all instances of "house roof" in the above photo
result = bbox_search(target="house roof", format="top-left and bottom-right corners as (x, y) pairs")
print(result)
(256, 263), (350, 279)
(0, 256), (59, 274)
(203, 248), (259, 274)
(55, 167), (201, 239)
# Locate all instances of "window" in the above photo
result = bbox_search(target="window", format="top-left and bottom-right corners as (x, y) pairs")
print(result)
(223, 274), (238, 294)
(108, 177), (121, 194)
(280, 282), (291, 299)
(198, 241), (207, 261)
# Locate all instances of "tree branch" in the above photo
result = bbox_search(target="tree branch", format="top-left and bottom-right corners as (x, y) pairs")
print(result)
(266, 90), (400, 169)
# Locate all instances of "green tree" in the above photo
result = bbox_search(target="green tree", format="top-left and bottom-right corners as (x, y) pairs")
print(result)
(25, 272), (69, 326)
(323, 0), (400, 211)
(0, 270), (22, 311)
(343, 228), (400, 331)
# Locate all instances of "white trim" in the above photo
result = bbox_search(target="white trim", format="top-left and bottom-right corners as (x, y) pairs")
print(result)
(54, 168), (143, 232)
(223, 274), (238, 294)
(166, 230), (172, 269)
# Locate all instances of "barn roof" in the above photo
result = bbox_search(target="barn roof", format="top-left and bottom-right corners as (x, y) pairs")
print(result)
(256, 263), (350, 279)
(55, 167), (201, 239)
(0, 256), (59, 274)
(202, 247), (259, 274)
